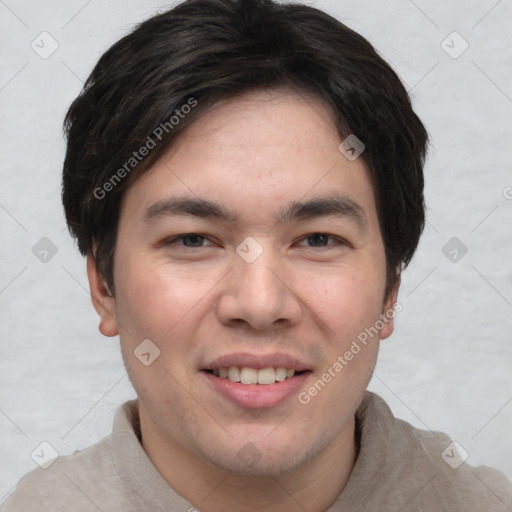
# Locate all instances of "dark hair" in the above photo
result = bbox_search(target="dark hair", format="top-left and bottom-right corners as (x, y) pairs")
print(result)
(62, 0), (428, 298)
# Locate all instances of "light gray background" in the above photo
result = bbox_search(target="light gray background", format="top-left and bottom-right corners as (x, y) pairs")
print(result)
(1, 0), (511, 502)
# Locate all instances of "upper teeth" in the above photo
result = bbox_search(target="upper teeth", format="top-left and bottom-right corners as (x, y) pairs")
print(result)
(213, 367), (296, 385)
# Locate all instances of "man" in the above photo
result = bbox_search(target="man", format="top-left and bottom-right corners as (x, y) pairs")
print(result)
(3, 0), (511, 510)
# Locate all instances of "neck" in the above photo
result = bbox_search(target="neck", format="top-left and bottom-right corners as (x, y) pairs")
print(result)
(139, 409), (358, 512)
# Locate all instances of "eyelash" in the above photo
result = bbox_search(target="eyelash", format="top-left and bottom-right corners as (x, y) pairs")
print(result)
(164, 233), (346, 249)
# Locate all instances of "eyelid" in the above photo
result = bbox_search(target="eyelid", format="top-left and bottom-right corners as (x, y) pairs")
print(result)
(295, 233), (347, 247)
(163, 232), (349, 249)
(164, 233), (214, 247)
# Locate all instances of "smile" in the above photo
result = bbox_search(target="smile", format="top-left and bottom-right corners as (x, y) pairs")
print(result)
(206, 366), (303, 385)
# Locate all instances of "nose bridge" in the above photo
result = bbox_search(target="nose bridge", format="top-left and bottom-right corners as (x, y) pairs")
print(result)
(217, 235), (302, 330)
(236, 235), (284, 304)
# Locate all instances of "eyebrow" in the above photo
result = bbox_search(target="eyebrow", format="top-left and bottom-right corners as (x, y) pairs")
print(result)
(143, 194), (367, 229)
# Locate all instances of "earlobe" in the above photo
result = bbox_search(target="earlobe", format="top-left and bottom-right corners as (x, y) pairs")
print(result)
(86, 254), (119, 337)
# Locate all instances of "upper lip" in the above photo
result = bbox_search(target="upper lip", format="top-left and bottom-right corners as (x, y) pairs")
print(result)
(202, 352), (312, 372)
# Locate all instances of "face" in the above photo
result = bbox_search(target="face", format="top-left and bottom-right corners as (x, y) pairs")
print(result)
(89, 88), (397, 476)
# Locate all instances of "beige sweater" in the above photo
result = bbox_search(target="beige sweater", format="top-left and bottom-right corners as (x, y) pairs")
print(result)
(2, 391), (511, 511)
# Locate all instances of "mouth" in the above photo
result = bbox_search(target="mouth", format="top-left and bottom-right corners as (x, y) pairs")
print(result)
(203, 366), (309, 385)
(200, 353), (313, 408)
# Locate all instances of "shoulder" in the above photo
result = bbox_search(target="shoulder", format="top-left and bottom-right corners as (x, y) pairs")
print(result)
(1, 435), (120, 512)
(1, 400), (141, 512)
(360, 392), (512, 511)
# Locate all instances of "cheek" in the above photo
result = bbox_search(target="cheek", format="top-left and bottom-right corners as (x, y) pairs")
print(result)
(296, 267), (383, 421)
(113, 254), (204, 340)
(298, 260), (385, 342)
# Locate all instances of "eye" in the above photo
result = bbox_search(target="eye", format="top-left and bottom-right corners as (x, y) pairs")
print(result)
(164, 233), (213, 248)
(296, 233), (345, 248)
(162, 232), (346, 250)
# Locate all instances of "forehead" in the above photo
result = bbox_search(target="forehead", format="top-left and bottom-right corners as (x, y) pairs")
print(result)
(120, 89), (380, 232)
(168, 88), (342, 162)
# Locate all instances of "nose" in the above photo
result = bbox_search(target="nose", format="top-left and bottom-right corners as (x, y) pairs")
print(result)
(215, 238), (303, 332)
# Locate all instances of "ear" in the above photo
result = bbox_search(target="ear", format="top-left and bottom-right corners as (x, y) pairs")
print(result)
(86, 254), (119, 337)
(379, 278), (400, 340)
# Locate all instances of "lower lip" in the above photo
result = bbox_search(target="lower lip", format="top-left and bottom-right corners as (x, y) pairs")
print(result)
(202, 371), (310, 409)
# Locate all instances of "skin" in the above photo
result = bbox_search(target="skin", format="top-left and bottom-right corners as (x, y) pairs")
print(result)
(87, 88), (398, 512)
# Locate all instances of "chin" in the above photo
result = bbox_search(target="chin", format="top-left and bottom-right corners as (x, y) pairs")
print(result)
(210, 452), (305, 477)
(201, 431), (328, 477)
